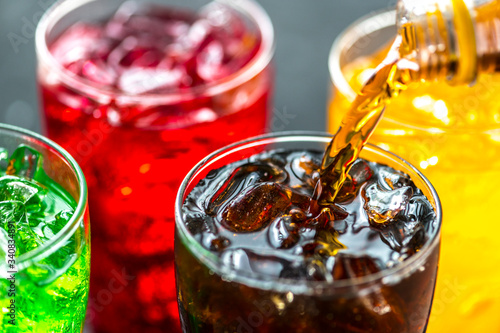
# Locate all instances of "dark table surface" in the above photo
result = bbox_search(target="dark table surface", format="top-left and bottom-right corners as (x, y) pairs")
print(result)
(0, 0), (390, 134)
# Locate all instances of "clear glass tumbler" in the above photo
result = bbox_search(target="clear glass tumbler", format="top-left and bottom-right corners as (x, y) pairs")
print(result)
(328, 9), (500, 332)
(175, 132), (442, 333)
(0, 124), (89, 332)
(36, 0), (274, 331)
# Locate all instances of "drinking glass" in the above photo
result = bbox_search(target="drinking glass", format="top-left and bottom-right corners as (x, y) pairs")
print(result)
(175, 132), (442, 333)
(36, 0), (274, 331)
(0, 124), (89, 332)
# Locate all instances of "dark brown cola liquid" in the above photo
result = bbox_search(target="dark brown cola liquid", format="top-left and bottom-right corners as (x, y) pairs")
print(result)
(177, 149), (439, 333)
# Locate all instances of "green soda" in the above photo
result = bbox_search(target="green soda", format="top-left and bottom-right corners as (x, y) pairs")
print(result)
(0, 145), (90, 332)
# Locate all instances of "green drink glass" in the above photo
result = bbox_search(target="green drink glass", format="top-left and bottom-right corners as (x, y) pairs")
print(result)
(0, 124), (90, 332)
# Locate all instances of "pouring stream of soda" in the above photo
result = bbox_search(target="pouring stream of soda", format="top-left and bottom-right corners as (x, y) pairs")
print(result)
(316, 37), (417, 205)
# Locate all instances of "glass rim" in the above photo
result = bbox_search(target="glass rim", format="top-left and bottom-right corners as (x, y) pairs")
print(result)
(175, 131), (442, 294)
(35, 0), (275, 105)
(0, 124), (88, 267)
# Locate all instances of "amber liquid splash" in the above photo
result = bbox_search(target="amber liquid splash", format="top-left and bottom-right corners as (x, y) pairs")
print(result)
(319, 37), (416, 204)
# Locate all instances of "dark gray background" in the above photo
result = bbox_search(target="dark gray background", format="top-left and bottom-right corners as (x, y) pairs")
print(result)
(0, 0), (390, 134)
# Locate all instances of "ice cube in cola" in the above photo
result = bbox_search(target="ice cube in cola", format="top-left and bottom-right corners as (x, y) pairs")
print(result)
(176, 136), (441, 333)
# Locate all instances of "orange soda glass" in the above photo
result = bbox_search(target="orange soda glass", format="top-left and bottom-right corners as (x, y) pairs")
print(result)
(328, 10), (500, 332)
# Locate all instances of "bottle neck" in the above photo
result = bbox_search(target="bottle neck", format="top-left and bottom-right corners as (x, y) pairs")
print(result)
(397, 0), (480, 85)
(474, 0), (500, 74)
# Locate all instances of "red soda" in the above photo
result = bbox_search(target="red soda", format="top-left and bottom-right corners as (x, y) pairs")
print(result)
(37, 1), (274, 332)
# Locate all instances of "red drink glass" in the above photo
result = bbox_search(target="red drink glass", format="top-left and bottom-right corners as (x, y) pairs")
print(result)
(35, 1), (274, 332)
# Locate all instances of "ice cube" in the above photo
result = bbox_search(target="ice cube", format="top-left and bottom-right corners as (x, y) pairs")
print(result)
(0, 174), (52, 258)
(81, 59), (117, 86)
(306, 258), (332, 282)
(65, 59), (86, 76)
(199, 2), (246, 57)
(377, 166), (412, 191)
(309, 205), (348, 228)
(289, 151), (321, 188)
(6, 145), (44, 180)
(184, 211), (217, 235)
(165, 40), (195, 65)
(0, 201), (40, 256)
(54, 87), (96, 116)
(187, 19), (211, 50)
(378, 220), (406, 252)
(349, 159), (374, 186)
(92, 38), (117, 62)
(49, 23), (102, 66)
(44, 209), (74, 238)
(267, 215), (299, 249)
(130, 105), (217, 129)
(349, 281), (407, 331)
(377, 193), (432, 257)
(199, 232), (230, 252)
(335, 160), (374, 202)
(401, 225), (427, 257)
(403, 195), (436, 224)
(0, 201), (25, 228)
(107, 35), (161, 71)
(331, 253), (381, 280)
(120, 44), (164, 68)
(363, 183), (413, 224)
(221, 183), (291, 233)
(330, 253), (407, 328)
(0, 173), (70, 258)
(221, 248), (251, 272)
(118, 67), (184, 94)
(0, 176), (42, 203)
(196, 41), (226, 81)
(222, 248), (289, 278)
(200, 2), (234, 28)
(31, 214), (79, 280)
(105, 1), (139, 39)
(207, 163), (287, 215)
(255, 152), (287, 169)
(24, 252), (79, 286)
(246, 250), (287, 277)
(378, 218), (424, 253)
(164, 20), (190, 38)
(184, 207), (221, 246)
